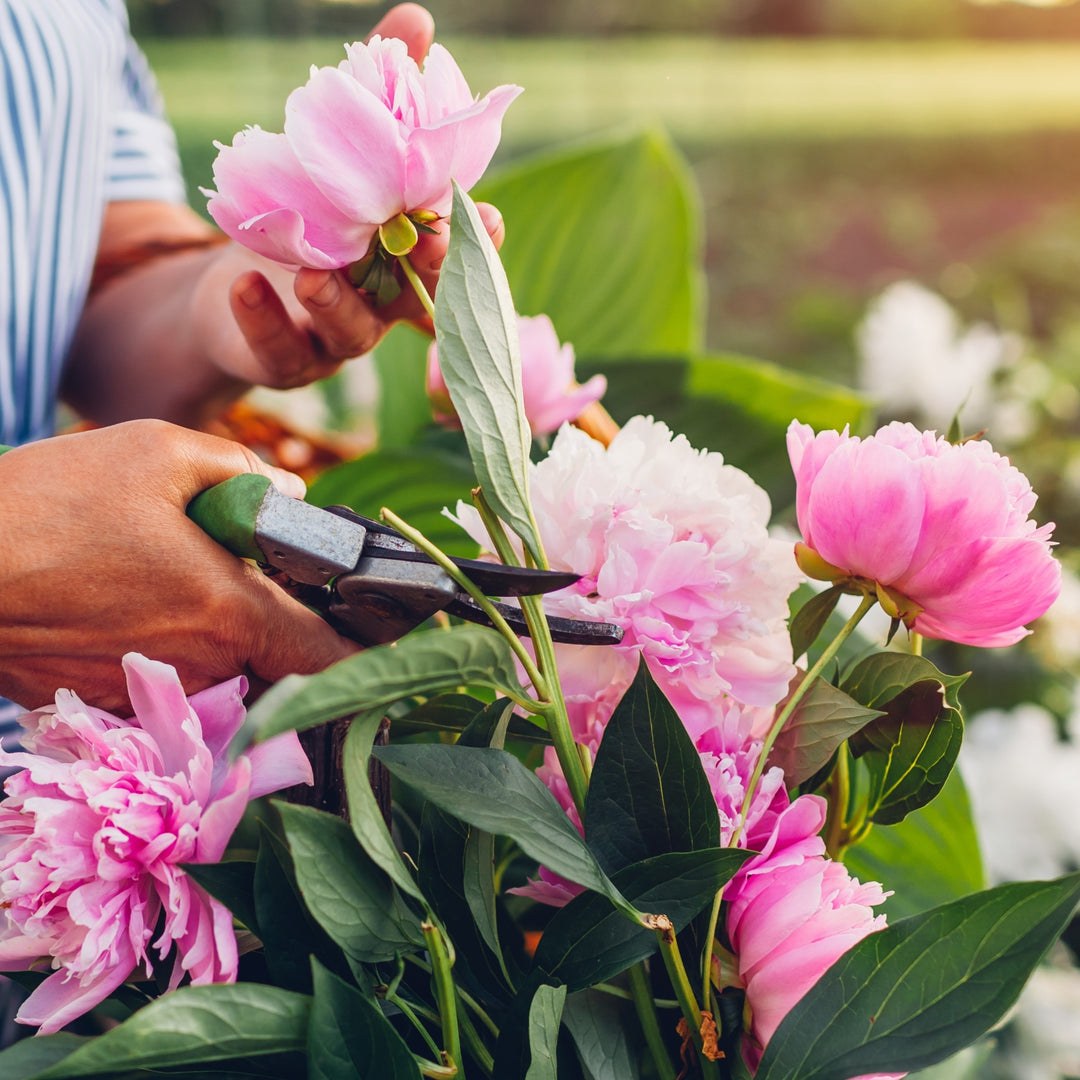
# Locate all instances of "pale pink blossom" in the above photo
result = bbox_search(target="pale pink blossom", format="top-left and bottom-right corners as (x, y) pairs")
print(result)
(428, 313), (606, 437)
(205, 36), (521, 269)
(788, 420), (1061, 647)
(0, 654), (312, 1033)
(722, 855), (896, 1076)
(451, 417), (802, 738)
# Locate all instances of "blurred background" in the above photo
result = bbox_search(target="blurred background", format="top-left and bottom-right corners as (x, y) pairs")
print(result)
(128, 3), (1080, 1074)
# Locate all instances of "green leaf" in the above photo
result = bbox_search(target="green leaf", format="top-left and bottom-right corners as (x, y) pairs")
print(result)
(585, 660), (719, 873)
(370, 323), (436, 450)
(476, 130), (702, 357)
(307, 447), (477, 557)
(234, 625), (527, 749)
(789, 586), (844, 660)
(532, 848), (751, 993)
(525, 984), (567, 1080)
(755, 873), (1080, 1080)
(433, 182), (539, 560)
(375, 743), (635, 920)
(844, 653), (969, 824)
(767, 677), (884, 789)
(562, 990), (642, 1080)
(395, 693), (551, 743)
(0, 1035), (88, 1080)
(30, 984), (311, 1078)
(308, 959), (421, 1080)
(277, 802), (423, 966)
(845, 768), (985, 921)
(341, 709), (426, 903)
(578, 353), (871, 508)
(180, 860), (258, 937)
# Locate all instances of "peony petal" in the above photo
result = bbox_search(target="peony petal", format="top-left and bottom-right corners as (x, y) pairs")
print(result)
(418, 43), (477, 121)
(121, 654), (203, 779)
(245, 732), (314, 800)
(195, 757), (252, 864)
(285, 65), (406, 225)
(18, 945), (135, 1034)
(188, 677), (248, 761)
(527, 375), (608, 437)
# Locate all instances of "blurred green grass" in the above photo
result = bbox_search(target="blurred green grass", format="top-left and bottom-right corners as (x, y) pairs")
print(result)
(145, 36), (1080, 190)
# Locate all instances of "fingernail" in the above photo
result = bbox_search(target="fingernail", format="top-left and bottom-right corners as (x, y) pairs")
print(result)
(240, 281), (264, 309)
(309, 274), (341, 308)
(430, 256), (445, 271)
(270, 467), (306, 500)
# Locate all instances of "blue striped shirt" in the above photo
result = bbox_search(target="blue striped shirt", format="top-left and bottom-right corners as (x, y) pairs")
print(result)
(0, 0), (185, 736)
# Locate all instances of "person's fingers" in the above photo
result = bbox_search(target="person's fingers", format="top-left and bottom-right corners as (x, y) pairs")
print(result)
(295, 268), (389, 359)
(477, 202), (507, 251)
(369, 3), (434, 62)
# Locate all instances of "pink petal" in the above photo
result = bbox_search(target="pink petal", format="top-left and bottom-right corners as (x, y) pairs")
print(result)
(403, 84), (522, 213)
(18, 946), (135, 1034)
(528, 375), (608, 437)
(122, 654), (203, 780)
(285, 65), (407, 225)
(188, 677), (248, 761)
(418, 43), (477, 121)
(245, 732), (314, 800)
(195, 757), (252, 864)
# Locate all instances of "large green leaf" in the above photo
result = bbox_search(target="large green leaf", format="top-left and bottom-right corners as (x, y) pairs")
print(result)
(395, 693), (550, 742)
(585, 660), (719, 872)
(308, 959), (421, 1080)
(562, 991), (642, 1080)
(755, 873), (1080, 1080)
(476, 129), (702, 357)
(844, 768), (985, 922)
(306, 447), (477, 557)
(433, 182), (540, 560)
(844, 654), (968, 824)
(234, 625), (527, 748)
(375, 743), (635, 920)
(370, 322), (435, 451)
(767, 677), (884, 789)
(29, 985), (311, 1078)
(277, 803), (423, 966)
(525, 984), (567, 1080)
(0, 1036), (88, 1080)
(531, 849), (751, 993)
(578, 353), (871, 508)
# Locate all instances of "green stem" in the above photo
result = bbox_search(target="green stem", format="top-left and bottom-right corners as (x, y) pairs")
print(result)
(380, 507), (549, 706)
(594, 979), (679, 1009)
(424, 921), (463, 1078)
(456, 998), (494, 1077)
(387, 993), (443, 1059)
(738, 593), (877, 833)
(418, 1062), (458, 1080)
(700, 886), (725, 1017)
(655, 922), (720, 1080)
(627, 963), (678, 1080)
(823, 743), (852, 860)
(399, 254), (435, 318)
(910, 631), (924, 656)
(471, 488), (590, 820)
(457, 985), (499, 1039)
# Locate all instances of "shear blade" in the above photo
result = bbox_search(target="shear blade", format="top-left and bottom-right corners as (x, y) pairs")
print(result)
(446, 596), (623, 646)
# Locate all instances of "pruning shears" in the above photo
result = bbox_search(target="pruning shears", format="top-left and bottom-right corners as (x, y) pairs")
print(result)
(186, 474), (623, 648)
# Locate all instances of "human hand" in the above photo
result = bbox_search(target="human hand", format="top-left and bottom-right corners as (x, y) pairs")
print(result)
(0, 421), (357, 712)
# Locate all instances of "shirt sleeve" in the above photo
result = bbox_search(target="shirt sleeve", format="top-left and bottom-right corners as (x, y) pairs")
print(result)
(105, 31), (187, 205)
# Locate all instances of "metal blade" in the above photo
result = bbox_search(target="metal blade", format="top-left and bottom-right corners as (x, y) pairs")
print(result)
(445, 596), (624, 646)
(324, 504), (579, 597)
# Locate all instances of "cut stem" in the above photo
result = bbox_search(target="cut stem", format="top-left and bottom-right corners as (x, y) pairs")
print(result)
(627, 963), (678, 1080)
(399, 253), (435, 318)
(655, 920), (720, 1080)
(423, 921), (463, 1079)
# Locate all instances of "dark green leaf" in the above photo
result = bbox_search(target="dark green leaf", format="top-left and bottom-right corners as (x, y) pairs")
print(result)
(30, 985), (311, 1078)
(476, 130), (701, 357)
(307, 447), (477, 557)
(0, 1035), (88, 1080)
(525, 984), (567, 1080)
(341, 709), (425, 903)
(578, 353), (871, 509)
(370, 323), (433, 450)
(180, 860), (258, 937)
(308, 959), (421, 1080)
(767, 677), (884, 789)
(375, 744), (635, 919)
(254, 822), (345, 995)
(755, 873), (1080, 1080)
(844, 654), (968, 824)
(235, 625), (527, 749)
(532, 849), (751, 992)
(845, 769), (985, 921)
(433, 182), (540, 560)
(395, 694), (550, 743)
(277, 803), (422, 966)
(789, 586), (844, 660)
(585, 660), (719, 873)
(562, 990), (642, 1080)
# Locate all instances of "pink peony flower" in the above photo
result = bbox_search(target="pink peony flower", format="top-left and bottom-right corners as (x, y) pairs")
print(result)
(722, 855), (896, 1077)
(205, 36), (521, 269)
(427, 313), (607, 437)
(451, 417), (803, 739)
(0, 653), (312, 1033)
(788, 420), (1061, 647)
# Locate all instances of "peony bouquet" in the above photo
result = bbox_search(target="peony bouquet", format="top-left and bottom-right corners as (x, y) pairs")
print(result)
(0, 28), (1076, 1080)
